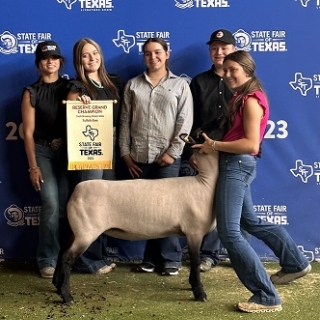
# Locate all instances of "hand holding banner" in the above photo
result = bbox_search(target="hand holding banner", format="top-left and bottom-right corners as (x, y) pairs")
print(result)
(66, 100), (115, 170)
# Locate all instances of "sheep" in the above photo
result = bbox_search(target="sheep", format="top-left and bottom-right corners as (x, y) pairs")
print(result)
(53, 133), (219, 304)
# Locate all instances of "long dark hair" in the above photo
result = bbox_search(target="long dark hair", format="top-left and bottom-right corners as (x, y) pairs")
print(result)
(72, 38), (118, 99)
(224, 51), (266, 127)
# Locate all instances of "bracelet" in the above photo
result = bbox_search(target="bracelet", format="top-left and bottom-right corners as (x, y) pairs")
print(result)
(28, 166), (40, 172)
(211, 140), (217, 152)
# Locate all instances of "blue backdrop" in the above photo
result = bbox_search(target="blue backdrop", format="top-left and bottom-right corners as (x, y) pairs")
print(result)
(1, 0), (319, 263)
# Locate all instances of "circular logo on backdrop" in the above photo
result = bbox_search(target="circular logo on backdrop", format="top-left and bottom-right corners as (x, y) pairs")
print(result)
(174, 0), (194, 9)
(4, 205), (25, 226)
(233, 29), (251, 51)
(0, 31), (18, 54)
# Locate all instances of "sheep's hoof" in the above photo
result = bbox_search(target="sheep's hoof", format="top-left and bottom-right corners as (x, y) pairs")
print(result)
(61, 293), (74, 305)
(195, 295), (207, 302)
(64, 300), (75, 306)
(193, 289), (207, 302)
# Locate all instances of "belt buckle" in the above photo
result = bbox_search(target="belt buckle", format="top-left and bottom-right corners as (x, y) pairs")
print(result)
(51, 138), (63, 151)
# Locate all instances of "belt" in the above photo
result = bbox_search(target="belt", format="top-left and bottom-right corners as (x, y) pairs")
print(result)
(35, 139), (52, 147)
(35, 138), (64, 151)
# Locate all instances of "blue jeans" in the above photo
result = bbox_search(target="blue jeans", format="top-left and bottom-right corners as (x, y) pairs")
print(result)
(136, 159), (182, 270)
(200, 228), (220, 265)
(72, 137), (116, 273)
(215, 153), (309, 306)
(200, 227), (251, 265)
(36, 143), (69, 270)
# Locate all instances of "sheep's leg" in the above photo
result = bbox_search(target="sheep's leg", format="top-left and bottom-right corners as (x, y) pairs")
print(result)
(53, 231), (74, 292)
(57, 250), (74, 304)
(187, 235), (207, 302)
(54, 240), (91, 304)
(52, 250), (64, 293)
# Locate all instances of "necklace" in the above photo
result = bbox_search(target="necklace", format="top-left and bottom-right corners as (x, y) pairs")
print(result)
(90, 78), (103, 88)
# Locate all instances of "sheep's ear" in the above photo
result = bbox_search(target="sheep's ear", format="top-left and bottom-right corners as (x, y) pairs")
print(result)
(179, 133), (196, 145)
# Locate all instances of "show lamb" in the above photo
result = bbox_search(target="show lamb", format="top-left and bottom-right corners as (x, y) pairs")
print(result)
(53, 133), (219, 304)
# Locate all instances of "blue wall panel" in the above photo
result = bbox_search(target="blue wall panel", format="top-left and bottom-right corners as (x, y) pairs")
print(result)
(1, 0), (319, 262)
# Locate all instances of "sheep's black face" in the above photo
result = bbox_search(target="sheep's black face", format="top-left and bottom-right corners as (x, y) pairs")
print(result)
(180, 133), (197, 145)
(180, 119), (227, 146)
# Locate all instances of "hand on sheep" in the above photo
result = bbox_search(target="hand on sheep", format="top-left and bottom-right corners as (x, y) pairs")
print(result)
(192, 133), (215, 154)
(123, 154), (143, 178)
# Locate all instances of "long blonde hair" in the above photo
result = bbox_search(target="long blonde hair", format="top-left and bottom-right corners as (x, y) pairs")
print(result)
(72, 38), (118, 99)
(224, 51), (266, 127)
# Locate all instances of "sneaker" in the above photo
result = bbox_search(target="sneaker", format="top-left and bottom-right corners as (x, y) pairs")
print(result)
(238, 302), (282, 313)
(96, 263), (116, 275)
(137, 263), (155, 273)
(40, 266), (55, 279)
(162, 267), (180, 276)
(200, 260), (213, 272)
(270, 264), (311, 285)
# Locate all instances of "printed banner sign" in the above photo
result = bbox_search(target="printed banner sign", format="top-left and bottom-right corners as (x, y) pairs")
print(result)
(66, 100), (114, 170)
(1, 0), (320, 263)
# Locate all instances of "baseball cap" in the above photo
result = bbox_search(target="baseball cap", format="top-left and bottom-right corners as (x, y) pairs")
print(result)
(206, 29), (235, 46)
(35, 40), (63, 62)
